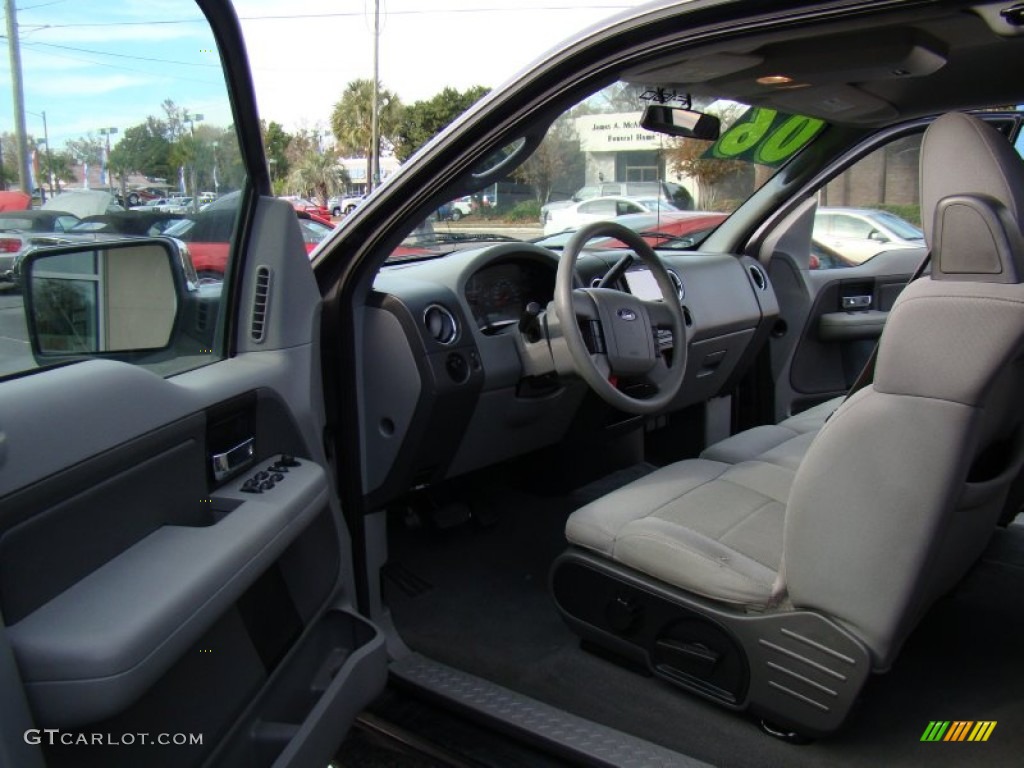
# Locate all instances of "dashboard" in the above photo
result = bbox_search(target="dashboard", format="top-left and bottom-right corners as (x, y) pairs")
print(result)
(362, 242), (779, 506)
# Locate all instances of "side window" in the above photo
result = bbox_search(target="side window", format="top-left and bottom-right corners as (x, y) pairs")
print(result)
(580, 199), (616, 216)
(831, 214), (873, 239)
(815, 132), (923, 268)
(0, 1), (246, 380)
(617, 201), (644, 215)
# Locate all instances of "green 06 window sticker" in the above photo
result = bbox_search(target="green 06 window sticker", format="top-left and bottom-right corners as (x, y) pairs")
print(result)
(704, 107), (826, 166)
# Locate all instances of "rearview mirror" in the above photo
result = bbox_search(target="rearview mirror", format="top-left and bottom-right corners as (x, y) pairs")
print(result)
(640, 105), (721, 140)
(22, 239), (184, 359)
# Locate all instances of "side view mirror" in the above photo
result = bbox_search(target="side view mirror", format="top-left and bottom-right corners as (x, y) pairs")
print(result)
(868, 229), (890, 243)
(640, 105), (721, 140)
(21, 239), (191, 362)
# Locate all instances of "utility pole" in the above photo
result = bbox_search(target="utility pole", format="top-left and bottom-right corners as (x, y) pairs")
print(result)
(183, 111), (203, 212)
(41, 111), (53, 197)
(5, 0), (30, 194)
(370, 0), (380, 193)
(98, 126), (117, 192)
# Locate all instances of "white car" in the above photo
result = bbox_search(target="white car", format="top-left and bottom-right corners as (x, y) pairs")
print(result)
(449, 195), (477, 220)
(327, 194), (364, 216)
(813, 207), (925, 264)
(542, 195), (679, 235)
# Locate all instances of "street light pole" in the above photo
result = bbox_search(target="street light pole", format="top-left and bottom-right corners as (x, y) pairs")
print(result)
(98, 126), (117, 193)
(183, 111), (203, 212)
(370, 0), (380, 193)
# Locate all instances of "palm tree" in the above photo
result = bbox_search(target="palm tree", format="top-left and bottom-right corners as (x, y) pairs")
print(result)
(330, 79), (402, 191)
(287, 150), (349, 207)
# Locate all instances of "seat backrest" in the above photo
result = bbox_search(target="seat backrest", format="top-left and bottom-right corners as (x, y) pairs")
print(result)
(783, 113), (1024, 668)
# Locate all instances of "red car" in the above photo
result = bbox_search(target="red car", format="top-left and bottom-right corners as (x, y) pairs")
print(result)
(281, 196), (332, 219)
(170, 208), (336, 279)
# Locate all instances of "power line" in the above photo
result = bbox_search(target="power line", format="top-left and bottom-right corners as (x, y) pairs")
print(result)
(19, 4), (634, 30)
(17, 39), (221, 68)
(0, 37), (225, 87)
(16, 0), (69, 12)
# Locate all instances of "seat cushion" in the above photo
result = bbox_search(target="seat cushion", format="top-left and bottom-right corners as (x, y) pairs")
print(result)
(700, 396), (842, 466)
(566, 458), (795, 606)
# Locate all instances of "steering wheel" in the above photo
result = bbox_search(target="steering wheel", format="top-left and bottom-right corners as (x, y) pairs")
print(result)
(553, 220), (687, 414)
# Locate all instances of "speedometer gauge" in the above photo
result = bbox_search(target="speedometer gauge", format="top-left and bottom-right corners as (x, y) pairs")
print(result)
(488, 278), (522, 309)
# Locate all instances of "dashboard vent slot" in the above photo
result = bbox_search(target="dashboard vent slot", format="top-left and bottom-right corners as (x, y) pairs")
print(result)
(668, 269), (685, 301)
(250, 266), (272, 343)
(748, 264), (768, 291)
(423, 304), (459, 345)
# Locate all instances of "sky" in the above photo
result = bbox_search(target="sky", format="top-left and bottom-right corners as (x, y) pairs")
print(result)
(0, 0), (644, 151)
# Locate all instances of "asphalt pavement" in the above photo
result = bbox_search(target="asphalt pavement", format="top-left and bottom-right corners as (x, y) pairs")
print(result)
(0, 291), (33, 377)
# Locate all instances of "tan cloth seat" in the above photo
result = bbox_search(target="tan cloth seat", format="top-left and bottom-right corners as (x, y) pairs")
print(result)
(564, 113), (1024, 672)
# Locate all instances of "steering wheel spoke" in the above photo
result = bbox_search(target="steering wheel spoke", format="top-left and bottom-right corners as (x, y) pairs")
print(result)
(643, 298), (677, 329)
(571, 288), (601, 320)
(591, 352), (612, 380)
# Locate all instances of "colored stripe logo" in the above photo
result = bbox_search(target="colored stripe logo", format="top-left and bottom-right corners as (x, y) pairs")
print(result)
(921, 721), (996, 742)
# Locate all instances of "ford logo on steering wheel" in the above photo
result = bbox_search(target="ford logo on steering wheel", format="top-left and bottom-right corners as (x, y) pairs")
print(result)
(617, 308), (637, 321)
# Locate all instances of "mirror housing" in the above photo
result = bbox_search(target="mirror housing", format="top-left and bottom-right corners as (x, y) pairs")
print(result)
(22, 238), (192, 363)
(640, 105), (721, 140)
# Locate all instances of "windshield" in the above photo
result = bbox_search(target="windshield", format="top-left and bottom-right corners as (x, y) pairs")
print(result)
(389, 83), (825, 261)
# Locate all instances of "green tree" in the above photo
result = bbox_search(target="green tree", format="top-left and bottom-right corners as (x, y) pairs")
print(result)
(287, 150), (350, 207)
(109, 119), (173, 182)
(515, 114), (582, 203)
(37, 150), (76, 194)
(330, 79), (402, 190)
(262, 120), (292, 183)
(0, 133), (20, 189)
(664, 104), (754, 210)
(395, 85), (490, 162)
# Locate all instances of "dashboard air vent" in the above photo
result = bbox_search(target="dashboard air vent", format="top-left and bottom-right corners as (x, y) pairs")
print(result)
(423, 304), (459, 345)
(250, 266), (272, 343)
(667, 269), (685, 301)
(748, 264), (768, 291)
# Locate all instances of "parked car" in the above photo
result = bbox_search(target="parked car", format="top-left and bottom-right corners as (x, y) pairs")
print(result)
(129, 197), (169, 211)
(326, 193), (365, 216)
(449, 195), (477, 220)
(7, 3), (1024, 768)
(41, 189), (122, 217)
(68, 211), (191, 237)
(121, 186), (175, 207)
(542, 195), (680, 234)
(280, 196), (331, 219)
(541, 180), (694, 223)
(0, 210), (81, 289)
(165, 197), (337, 278)
(813, 207), (925, 263)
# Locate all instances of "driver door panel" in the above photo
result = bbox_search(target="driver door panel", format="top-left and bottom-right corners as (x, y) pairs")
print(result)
(0, 199), (387, 768)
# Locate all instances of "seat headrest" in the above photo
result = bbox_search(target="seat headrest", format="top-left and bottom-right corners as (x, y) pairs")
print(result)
(921, 113), (1024, 282)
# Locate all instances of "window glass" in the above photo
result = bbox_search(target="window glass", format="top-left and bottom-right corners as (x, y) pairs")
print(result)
(581, 200), (616, 216)
(391, 83), (814, 261)
(0, 0), (246, 379)
(814, 133), (924, 268)
(832, 215), (873, 238)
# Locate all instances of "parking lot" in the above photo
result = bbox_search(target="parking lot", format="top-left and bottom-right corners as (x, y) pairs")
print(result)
(0, 292), (31, 377)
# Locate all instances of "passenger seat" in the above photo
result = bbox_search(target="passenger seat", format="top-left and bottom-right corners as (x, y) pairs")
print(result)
(700, 396), (842, 468)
